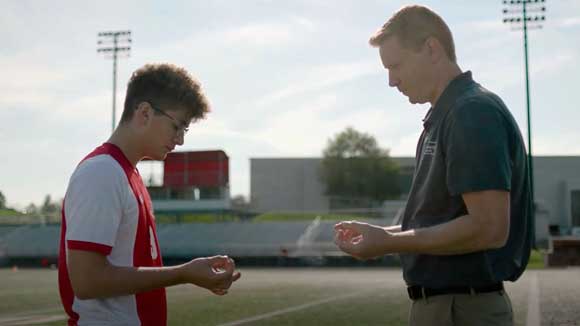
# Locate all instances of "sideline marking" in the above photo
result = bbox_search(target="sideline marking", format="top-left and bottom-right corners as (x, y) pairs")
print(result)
(526, 272), (540, 326)
(217, 290), (371, 326)
(0, 314), (65, 326)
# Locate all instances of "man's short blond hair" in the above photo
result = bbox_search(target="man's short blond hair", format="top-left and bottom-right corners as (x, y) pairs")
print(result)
(369, 5), (456, 63)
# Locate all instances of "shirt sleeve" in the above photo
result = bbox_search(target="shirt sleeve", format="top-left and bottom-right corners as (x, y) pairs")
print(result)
(444, 99), (512, 196)
(64, 156), (127, 255)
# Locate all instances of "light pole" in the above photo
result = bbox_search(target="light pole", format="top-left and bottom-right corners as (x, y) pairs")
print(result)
(97, 30), (132, 133)
(502, 0), (546, 209)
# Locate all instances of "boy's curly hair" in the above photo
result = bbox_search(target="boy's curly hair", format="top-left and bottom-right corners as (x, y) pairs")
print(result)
(121, 63), (210, 123)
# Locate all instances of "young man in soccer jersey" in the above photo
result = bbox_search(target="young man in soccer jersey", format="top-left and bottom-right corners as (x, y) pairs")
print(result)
(58, 63), (241, 326)
(334, 5), (532, 326)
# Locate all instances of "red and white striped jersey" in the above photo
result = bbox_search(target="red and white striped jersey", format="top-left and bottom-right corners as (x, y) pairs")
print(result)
(58, 143), (166, 326)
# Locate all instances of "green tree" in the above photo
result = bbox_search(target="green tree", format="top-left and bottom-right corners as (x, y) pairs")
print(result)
(25, 203), (38, 215)
(40, 195), (60, 216)
(320, 127), (401, 206)
(0, 191), (5, 209)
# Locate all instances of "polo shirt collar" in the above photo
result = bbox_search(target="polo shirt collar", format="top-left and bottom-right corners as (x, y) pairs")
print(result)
(422, 71), (474, 128)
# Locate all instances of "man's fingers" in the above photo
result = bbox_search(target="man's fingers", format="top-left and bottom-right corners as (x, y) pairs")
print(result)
(334, 230), (343, 244)
(334, 220), (357, 232)
(226, 257), (236, 273)
(336, 241), (363, 260)
(232, 271), (242, 282)
(335, 229), (344, 242)
(335, 221), (364, 235)
(351, 234), (364, 245)
(212, 288), (228, 296)
(334, 220), (354, 230)
(335, 231), (368, 260)
(335, 228), (361, 243)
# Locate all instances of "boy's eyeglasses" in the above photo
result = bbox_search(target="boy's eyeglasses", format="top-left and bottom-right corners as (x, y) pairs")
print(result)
(149, 104), (189, 136)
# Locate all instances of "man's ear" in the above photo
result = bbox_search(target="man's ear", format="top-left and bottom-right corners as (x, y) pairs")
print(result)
(425, 37), (444, 64)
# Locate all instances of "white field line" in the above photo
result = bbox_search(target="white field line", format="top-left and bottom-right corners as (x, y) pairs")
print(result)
(0, 314), (65, 326)
(0, 289), (56, 296)
(217, 290), (372, 326)
(0, 307), (62, 318)
(0, 307), (65, 326)
(526, 271), (540, 326)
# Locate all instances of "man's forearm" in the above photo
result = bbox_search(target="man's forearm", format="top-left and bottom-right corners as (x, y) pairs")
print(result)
(384, 224), (402, 233)
(388, 214), (499, 255)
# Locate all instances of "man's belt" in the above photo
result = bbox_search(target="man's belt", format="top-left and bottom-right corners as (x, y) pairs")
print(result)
(407, 282), (504, 301)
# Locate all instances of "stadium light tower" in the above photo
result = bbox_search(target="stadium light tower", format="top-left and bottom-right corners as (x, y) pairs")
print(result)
(97, 30), (132, 133)
(502, 0), (546, 208)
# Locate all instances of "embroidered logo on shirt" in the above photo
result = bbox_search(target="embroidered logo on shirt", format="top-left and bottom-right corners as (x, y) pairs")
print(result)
(423, 141), (438, 155)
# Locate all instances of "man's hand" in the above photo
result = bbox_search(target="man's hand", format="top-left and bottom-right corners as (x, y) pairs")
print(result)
(334, 221), (393, 260)
(181, 256), (241, 295)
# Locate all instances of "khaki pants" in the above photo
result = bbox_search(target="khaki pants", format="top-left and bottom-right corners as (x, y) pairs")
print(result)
(409, 290), (514, 326)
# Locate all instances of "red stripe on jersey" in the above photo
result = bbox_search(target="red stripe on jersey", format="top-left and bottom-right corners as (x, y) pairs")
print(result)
(102, 143), (167, 326)
(67, 240), (112, 255)
(58, 205), (80, 326)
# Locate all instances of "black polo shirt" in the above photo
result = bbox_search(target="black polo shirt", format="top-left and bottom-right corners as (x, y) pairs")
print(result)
(400, 71), (533, 288)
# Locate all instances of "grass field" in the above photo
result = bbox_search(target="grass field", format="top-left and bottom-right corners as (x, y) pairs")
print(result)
(4, 263), (580, 326)
(0, 267), (547, 326)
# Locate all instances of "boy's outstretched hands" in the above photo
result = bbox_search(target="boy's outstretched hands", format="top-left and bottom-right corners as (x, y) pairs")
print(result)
(334, 221), (395, 260)
(181, 255), (241, 295)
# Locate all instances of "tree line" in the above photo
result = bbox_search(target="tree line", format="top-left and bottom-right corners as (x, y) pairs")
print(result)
(0, 191), (62, 221)
(319, 127), (402, 209)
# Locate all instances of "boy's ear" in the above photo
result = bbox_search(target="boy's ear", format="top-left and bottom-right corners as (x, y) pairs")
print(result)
(134, 102), (153, 125)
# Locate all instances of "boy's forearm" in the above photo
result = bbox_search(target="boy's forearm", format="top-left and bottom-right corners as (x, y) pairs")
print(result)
(69, 250), (186, 299)
(93, 264), (185, 298)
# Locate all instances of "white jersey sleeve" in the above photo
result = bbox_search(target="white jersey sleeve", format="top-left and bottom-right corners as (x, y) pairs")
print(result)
(64, 154), (128, 252)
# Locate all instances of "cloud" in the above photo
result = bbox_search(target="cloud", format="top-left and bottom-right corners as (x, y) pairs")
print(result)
(221, 18), (316, 47)
(460, 19), (505, 33)
(530, 52), (574, 76)
(389, 131), (422, 156)
(0, 60), (68, 106)
(248, 90), (422, 157)
(534, 130), (580, 155)
(250, 93), (342, 156)
(160, 16), (317, 55)
(254, 61), (377, 107)
(557, 17), (580, 28)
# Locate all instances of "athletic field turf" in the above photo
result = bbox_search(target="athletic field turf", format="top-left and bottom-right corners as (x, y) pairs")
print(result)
(0, 267), (578, 326)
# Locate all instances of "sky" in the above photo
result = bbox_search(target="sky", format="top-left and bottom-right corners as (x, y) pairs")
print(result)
(1, 0), (579, 210)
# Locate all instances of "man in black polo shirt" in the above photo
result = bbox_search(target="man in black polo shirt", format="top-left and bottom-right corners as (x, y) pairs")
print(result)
(334, 5), (532, 326)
